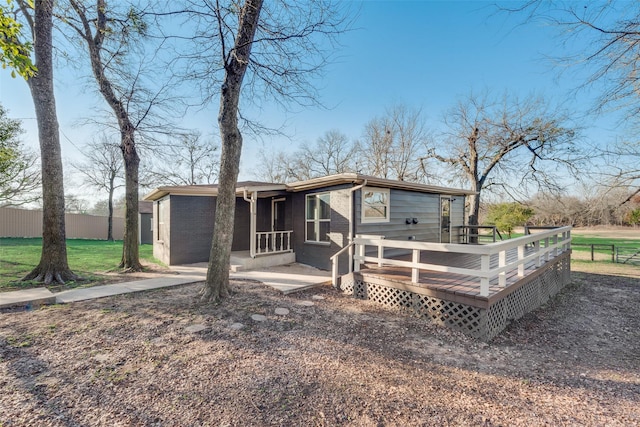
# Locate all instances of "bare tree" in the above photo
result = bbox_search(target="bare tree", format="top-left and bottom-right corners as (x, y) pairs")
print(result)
(288, 130), (358, 181)
(508, 2), (640, 203)
(16, 0), (78, 284)
(254, 147), (295, 183)
(254, 130), (357, 183)
(143, 131), (219, 186)
(510, 2), (640, 122)
(62, 0), (177, 271)
(360, 104), (430, 182)
(72, 135), (124, 241)
(421, 91), (580, 228)
(0, 105), (40, 207)
(160, 0), (349, 302)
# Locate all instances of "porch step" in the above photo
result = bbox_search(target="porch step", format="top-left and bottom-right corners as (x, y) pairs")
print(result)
(230, 251), (296, 271)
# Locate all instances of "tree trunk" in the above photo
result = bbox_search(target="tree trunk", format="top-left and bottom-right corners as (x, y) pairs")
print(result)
(22, 0), (78, 285)
(119, 126), (142, 270)
(201, 0), (263, 303)
(468, 192), (481, 227)
(466, 179), (482, 244)
(68, 0), (142, 270)
(107, 174), (115, 242)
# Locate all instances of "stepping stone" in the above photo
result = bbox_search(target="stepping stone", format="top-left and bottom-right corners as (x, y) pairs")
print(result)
(93, 354), (110, 363)
(251, 314), (267, 322)
(298, 300), (315, 307)
(185, 324), (207, 333)
(311, 295), (325, 300)
(229, 322), (244, 330)
(275, 307), (290, 315)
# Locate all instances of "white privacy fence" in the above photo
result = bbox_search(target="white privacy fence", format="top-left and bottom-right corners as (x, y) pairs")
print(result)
(332, 226), (572, 296)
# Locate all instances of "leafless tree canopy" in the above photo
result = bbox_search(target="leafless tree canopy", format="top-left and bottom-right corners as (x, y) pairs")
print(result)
(508, 1), (640, 123)
(281, 129), (358, 181)
(422, 91), (581, 225)
(359, 104), (430, 182)
(148, 0), (351, 127)
(72, 134), (124, 241)
(143, 131), (219, 187)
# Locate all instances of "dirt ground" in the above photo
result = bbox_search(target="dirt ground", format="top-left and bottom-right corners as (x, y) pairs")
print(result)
(0, 259), (638, 426)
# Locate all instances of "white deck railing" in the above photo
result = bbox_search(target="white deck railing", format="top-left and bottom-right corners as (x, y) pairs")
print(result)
(332, 226), (572, 297)
(255, 230), (293, 256)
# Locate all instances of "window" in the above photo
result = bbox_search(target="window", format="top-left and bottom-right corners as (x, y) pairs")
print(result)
(362, 187), (390, 223)
(156, 200), (165, 241)
(305, 193), (330, 243)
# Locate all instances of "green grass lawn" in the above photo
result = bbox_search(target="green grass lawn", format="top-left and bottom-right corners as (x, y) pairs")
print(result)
(570, 235), (640, 249)
(0, 238), (160, 292)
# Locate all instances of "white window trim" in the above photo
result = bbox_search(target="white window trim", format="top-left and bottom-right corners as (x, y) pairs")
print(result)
(361, 187), (390, 224)
(305, 192), (331, 244)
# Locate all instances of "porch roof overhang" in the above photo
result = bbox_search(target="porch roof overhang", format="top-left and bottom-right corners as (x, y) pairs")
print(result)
(286, 173), (477, 196)
(143, 182), (287, 201)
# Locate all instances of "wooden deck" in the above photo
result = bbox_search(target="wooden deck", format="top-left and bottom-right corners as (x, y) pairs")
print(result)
(354, 247), (549, 309)
(335, 228), (572, 340)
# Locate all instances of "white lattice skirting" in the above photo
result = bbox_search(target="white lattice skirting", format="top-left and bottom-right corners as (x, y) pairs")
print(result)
(340, 256), (571, 341)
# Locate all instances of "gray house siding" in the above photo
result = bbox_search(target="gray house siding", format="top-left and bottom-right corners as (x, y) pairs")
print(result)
(292, 185), (351, 271)
(354, 188), (444, 243)
(154, 195), (251, 265)
(168, 195), (216, 265)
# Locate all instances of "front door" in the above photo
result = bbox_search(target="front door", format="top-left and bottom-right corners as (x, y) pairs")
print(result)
(440, 196), (451, 243)
(272, 198), (286, 231)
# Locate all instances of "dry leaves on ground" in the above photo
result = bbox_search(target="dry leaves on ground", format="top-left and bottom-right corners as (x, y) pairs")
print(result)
(1, 264), (639, 426)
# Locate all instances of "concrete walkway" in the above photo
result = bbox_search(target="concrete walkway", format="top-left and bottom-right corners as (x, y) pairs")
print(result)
(0, 263), (330, 309)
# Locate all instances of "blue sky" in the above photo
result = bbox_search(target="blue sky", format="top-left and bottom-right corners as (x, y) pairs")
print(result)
(0, 0), (623, 192)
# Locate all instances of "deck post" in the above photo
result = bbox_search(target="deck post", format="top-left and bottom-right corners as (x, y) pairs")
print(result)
(498, 250), (506, 287)
(480, 254), (490, 296)
(354, 243), (364, 272)
(534, 240), (542, 267)
(411, 249), (420, 283)
(377, 243), (384, 267)
(544, 237), (550, 261)
(518, 245), (525, 277)
(332, 258), (338, 287)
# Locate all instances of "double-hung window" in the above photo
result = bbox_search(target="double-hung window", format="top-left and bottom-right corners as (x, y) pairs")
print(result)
(305, 193), (330, 243)
(362, 187), (390, 223)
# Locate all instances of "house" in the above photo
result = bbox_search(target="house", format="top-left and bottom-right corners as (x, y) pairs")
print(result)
(143, 173), (572, 340)
(142, 173), (474, 271)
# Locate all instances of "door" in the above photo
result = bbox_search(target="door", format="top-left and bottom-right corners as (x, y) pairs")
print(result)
(272, 198), (286, 231)
(440, 196), (451, 243)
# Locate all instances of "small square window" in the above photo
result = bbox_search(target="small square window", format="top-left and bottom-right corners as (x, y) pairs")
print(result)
(362, 187), (390, 223)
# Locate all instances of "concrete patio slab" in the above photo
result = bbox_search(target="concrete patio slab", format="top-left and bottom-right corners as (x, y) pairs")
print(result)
(55, 276), (203, 303)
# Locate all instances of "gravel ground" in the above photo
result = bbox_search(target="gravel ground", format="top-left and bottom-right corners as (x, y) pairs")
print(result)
(1, 262), (639, 426)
